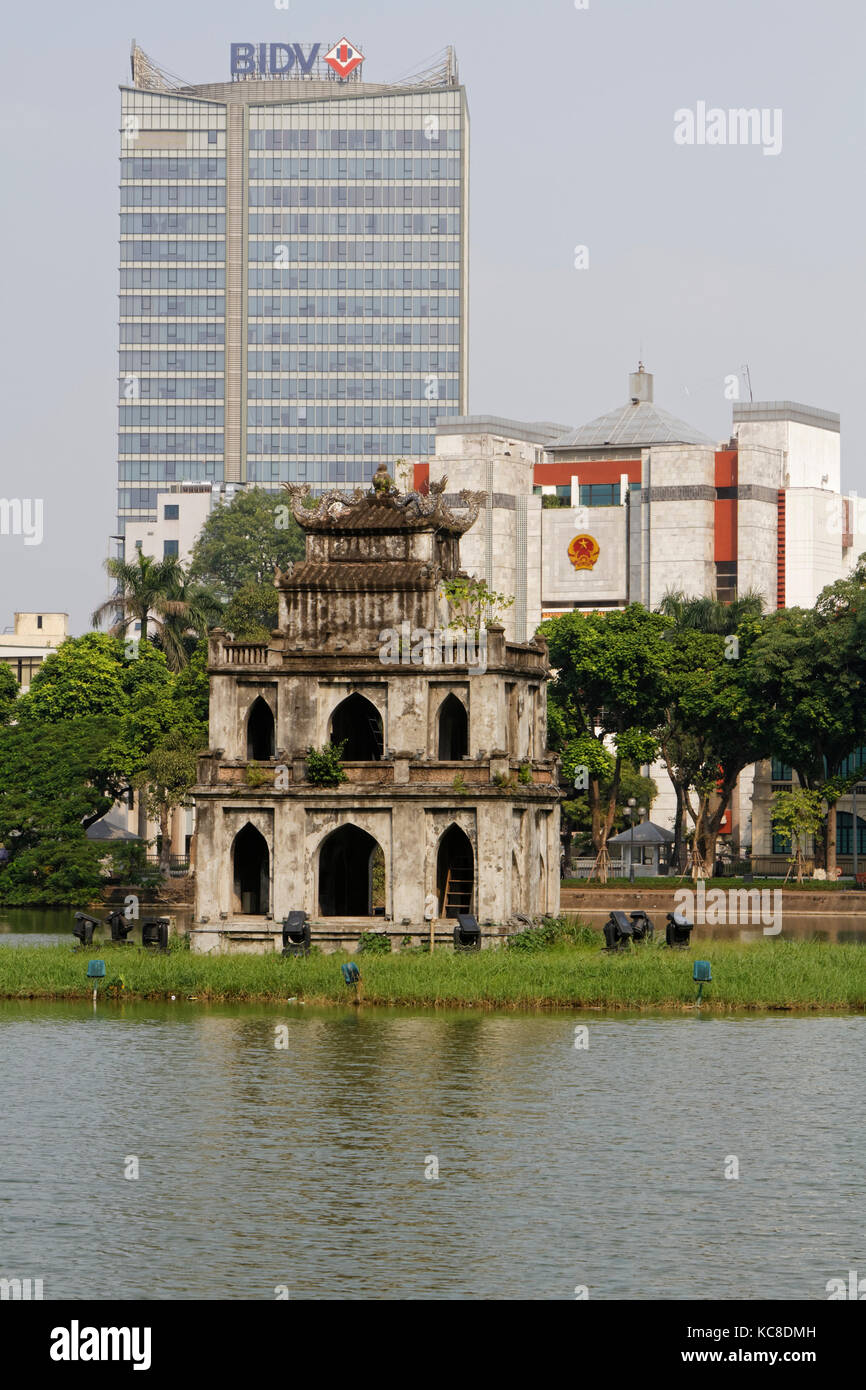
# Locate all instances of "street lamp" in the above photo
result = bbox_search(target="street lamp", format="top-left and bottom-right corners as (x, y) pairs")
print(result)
(626, 797), (637, 883)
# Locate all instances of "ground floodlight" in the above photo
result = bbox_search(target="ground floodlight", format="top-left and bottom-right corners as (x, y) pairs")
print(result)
(341, 962), (360, 986)
(142, 917), (169, 950)
(107, 909), (134, 943)
(629, 909), (654, 942)
(665, 910), (694, 949)
(73, 912), (100, 946)
(282, 910), (310, 956)
(603, 910), (634, 952)
(86, 960), (106, 979)
(454, 913), (481, 951)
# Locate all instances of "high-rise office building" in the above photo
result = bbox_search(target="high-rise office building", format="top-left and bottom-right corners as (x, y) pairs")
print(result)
(117, 41), (468, 532)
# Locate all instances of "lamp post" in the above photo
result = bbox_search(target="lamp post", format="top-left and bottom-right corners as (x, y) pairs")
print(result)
(853, 783), (859, 883)
(626, 797), (637, 883)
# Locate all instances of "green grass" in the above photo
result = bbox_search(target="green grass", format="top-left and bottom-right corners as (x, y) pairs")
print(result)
(563, 877), (853, 891)
(0, 938), (864, 1011)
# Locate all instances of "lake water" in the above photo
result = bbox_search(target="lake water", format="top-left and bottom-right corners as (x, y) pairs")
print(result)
(0, 994), (862, 1300)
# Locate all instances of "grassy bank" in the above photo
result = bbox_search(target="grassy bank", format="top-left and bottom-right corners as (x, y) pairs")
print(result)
(0, 939), (864, 1011)
(562, 877), (852, 891)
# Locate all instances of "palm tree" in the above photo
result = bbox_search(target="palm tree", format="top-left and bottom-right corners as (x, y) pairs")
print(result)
(657, 588), (765, 633)
(92, 552), (217, 672)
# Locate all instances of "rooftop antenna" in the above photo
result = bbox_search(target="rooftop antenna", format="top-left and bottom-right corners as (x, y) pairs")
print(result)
(741, 364), (753, 402)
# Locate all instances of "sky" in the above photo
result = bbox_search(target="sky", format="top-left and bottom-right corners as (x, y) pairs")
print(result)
(0, 0), (863, 634)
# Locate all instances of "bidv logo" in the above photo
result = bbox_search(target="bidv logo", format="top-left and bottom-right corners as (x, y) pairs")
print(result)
(230, 39), (364, 80)
(324, 38), (364, 79)
(231, 43), (321, 77)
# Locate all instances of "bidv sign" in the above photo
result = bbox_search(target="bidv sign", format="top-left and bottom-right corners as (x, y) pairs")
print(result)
(231, 39), (364, 80)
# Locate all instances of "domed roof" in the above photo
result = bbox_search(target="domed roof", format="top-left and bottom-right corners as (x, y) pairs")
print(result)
(549, 368), (714, 452)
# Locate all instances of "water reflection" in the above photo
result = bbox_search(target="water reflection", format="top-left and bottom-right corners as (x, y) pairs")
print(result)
(0, 1001), (862, 1300)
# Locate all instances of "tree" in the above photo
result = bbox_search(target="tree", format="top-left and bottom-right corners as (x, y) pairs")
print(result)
(657, 588), (766, 634)
(136, 730), (200, 872)
(222, 580), (279, 642)
(0, 716), (127, 905)
(152, 572), (222, 672)
(542, 605), (671, 877)
(655, 589), (765, 872)
(0, 662), (19, 724)
(188, 487), (305, 598)
(745, 595), (866, 873)
(562, 761), (658, 857)
(770, 788), (824, 883)
(19, 633), (126, 725)
(440, 576), (514, 632)
(91, 551), (213, 671)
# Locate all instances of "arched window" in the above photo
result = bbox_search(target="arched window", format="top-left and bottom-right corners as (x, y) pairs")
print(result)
(232, 823), (269, 915)
(436, 824), (474, 918)
(318, 825), (383, 916)
(246, 697), (275, 760)
(437, 693), (468, 760)
(330, 693), (383, 761)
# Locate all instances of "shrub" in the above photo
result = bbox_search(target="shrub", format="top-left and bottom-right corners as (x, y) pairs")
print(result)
(245, 763), (271, 788)
(358, 930), (391, 954)
(306, 741), (347, 786)
(506, 916), (598, 951)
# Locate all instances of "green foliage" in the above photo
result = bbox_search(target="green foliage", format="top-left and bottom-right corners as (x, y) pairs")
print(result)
(440, 575), (514, 631)
(492, 771), (518, 792)
(91, 551), (214, 671)
(518, 763), (532, 785)
(358, 930), (391, 954)
(245, 764), (271, 788)
(506, 917), (598, 951)
(2, 938), (864, 1010)
(222, 580), (279, 642)
(136, 729), (200, 867)
(306, 742), (347, 786)
(0, 662), (19, 724)
(19, 633), (126, 725)
(0, 716), (127, 906)
(542, 605), (670, 854)
(541, 494), (569, 508)
(562, 761), (658, 845)
(452, 772), (469, 796)
(108, 840), (158, 886)
(189, 488), (305, 598)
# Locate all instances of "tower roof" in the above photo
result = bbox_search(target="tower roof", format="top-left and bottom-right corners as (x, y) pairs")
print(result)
(284, 480), (485, 536)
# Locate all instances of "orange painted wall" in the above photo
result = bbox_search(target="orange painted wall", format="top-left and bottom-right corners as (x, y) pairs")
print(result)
(533, 459), (641, 486)
(714, 449), (738, 563)
(413, 461), (430, 491)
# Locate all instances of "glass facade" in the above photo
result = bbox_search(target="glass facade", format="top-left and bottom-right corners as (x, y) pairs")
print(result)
(118, 76), (467, 530)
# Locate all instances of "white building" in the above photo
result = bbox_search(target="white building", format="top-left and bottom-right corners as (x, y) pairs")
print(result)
(0, 612), (69, 691)
(418, 370), (861, 866)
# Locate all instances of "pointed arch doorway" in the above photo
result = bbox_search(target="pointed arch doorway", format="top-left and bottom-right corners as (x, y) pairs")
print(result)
(436, 824), (474, 918)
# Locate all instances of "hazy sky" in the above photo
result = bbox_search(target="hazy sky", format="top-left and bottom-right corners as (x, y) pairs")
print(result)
(1, 0), (863, 634)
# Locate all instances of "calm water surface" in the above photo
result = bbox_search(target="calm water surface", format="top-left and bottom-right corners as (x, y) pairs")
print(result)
(0, 998), (862, 1300)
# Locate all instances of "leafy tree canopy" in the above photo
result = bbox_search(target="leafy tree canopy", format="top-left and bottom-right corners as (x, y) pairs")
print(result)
(189, 488), (305, 598)
(0, 662), (19, 725)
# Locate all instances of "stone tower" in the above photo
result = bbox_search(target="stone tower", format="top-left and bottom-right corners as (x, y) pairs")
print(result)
(191, 480), (560, 953)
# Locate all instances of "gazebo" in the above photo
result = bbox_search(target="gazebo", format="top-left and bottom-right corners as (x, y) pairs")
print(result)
(607, 821), (675, 878)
